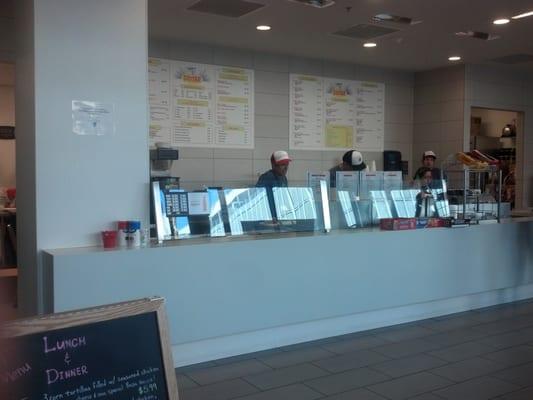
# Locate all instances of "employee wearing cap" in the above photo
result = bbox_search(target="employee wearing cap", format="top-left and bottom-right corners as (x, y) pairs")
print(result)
(256, 150), (291, 220)
(256, 150), (291, 188)
(329, 150), (367, 187)
(413, 150), (442, 181)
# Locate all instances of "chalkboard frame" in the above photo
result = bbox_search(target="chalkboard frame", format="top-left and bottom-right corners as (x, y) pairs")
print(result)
(1, 297), (179, 400)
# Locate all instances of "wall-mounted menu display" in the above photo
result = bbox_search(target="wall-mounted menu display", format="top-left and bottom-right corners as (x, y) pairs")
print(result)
(149, 57), (254, 149)
(0, 298), (178, 400)
(290, 74), (384, 152)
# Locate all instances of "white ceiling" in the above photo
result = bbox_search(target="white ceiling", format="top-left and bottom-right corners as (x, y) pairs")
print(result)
(148, 0), (533, 71)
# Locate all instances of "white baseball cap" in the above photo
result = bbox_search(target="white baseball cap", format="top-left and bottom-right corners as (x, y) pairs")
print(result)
(271, 150), (292, 165)
(423, 150), (436, 159)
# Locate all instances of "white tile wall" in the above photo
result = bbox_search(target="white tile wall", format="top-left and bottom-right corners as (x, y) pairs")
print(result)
(253, 53), (289, 73)
(150, 39), (415, 188)
(414, 66), (466, 169)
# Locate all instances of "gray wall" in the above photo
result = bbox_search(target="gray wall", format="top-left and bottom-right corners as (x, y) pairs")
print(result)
(464, 65), (533, 208)
(149, 39), (414, 189)
(413, 65), (466, 172)
(16, 0), (149, 315)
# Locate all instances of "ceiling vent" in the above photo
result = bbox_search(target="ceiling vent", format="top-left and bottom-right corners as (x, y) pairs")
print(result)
(490, 54), (533, 64)
(372, 14), (421, 25)
(334, 24), (399, 40)
(288, 0), (335, 8)
(187, 0), (265, 18)
(455, 31), (500, 41)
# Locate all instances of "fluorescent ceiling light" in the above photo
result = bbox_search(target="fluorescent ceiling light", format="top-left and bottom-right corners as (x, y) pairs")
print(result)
(256, 25), (271, 31)
(364, 42), (377, 48)
(493, 18), (510, 25)
(512, 11), (533, 19)
(448, 56), (461, 61)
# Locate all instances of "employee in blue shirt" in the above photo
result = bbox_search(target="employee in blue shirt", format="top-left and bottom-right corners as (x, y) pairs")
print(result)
(256, 150), (292, 219)
(256, 150), (291, 188)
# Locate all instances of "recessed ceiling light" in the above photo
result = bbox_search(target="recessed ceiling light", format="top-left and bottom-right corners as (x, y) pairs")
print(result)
(493, 18), (510, 25)
(363, 42), (377, 48)
(256, 25), (271, 31)
(512, 11), (533, 19)
(448, 56), (461, 61)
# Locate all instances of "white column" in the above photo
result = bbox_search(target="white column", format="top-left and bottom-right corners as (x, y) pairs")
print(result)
(16, 0), (149, 315)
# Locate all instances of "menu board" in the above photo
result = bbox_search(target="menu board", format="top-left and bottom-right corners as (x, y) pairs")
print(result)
(0, 298), (178, 400)
(149, 58), (254, 149)
(290, 74), (385, 152)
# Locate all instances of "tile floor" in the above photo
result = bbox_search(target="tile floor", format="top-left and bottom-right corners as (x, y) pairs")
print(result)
(175, 299), (533, 400)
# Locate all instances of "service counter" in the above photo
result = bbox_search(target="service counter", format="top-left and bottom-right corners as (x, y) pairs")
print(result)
(43, 219), (533, 367)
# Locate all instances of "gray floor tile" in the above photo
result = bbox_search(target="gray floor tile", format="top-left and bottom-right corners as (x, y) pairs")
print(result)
(322, 336), (390, 354)
(497, 387), (533, 400)
(491, 361), (533, 387)
(258, 347), (335, 368)
(305, 367), (389, 395)
(321, 388), (388, 400)
(428, 341), (495, 362)
(312, 349), (390, 373)
(176, 360), (218, 373)
(430, 357), (505, 382)
(186, 359), (271, 385)
(243, 363), (328, 390)
(419, 314), (482, 332)
(278, 337), (340, 351)
(367, 372), (452, 400)
(234, 384), (323, 400)
(433, 376), (519, 400)
(477, 327), (533, 350)
(483, 345), (533, 368)
(180, 378), (258, 400)
(375, 325), (437, 342)
(176, 373), (199, 390)
(373, 338), (442, 359)
(470, 315), (533, 336)
(424, 328), (488, 347)
(371, 354), (448, 378)
(407, 394), (446, 400)
(214, 348), (283, 365)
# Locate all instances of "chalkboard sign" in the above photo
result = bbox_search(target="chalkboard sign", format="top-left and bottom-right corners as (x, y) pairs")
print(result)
(0, 298), (179, 400)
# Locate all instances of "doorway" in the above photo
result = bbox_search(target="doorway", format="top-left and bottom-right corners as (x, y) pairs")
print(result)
(470, 107), (524, 209)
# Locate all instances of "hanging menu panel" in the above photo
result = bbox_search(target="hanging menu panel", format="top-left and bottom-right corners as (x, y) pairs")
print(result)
(290, 75), (324, 149)
(290, 74), (385, 152)
(148, 58), (254, 149)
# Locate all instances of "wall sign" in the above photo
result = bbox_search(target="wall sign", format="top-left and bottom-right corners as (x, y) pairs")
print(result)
(0, 126), (15, 140)
(148, 57), (254, 149)
(290, 74), (385, 152)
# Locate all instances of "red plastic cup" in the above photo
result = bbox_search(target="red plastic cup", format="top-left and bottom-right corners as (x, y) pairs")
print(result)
(101, 230), (117, 249)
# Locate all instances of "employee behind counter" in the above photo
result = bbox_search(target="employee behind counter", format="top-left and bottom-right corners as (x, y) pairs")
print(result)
(329, 150), (367, 187)
(256, 150), (292, 220)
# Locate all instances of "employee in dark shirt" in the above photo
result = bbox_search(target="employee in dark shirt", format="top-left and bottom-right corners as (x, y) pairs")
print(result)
(413, 150), (442, 181)
(329, 150), (366, 187)
(256, 150), (291, 219)
(256, 150), (291, 188)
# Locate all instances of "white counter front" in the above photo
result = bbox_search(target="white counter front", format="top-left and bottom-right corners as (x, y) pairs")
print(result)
(43, 220), (533, 367)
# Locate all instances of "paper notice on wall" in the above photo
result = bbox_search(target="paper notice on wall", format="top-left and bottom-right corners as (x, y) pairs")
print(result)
(148, 58), (254, 149)
(72, 100), (115, 136)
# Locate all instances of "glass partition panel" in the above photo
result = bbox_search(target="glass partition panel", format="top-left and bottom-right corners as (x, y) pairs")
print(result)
(391, 189), (419, 218)
(335, 191), (373, 229)
(272, 187), (321, 232)
(207, 188), (226, 237)
(223, 188), (274, 235)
